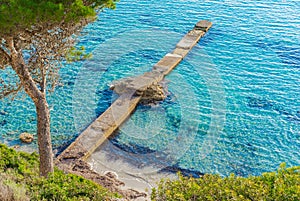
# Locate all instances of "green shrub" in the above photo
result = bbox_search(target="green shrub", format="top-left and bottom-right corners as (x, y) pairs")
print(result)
(0, 144), (118, 200)
(151, 163), (300, 201)
(0, 144), (39, 176)
(29, 169), (117, 201)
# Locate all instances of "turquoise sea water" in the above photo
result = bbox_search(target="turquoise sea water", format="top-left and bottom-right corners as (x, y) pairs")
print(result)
(1, 0), (299, 177)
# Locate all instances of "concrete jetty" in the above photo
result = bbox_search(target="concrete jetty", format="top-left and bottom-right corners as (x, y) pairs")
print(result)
(56, 20), (212, 172)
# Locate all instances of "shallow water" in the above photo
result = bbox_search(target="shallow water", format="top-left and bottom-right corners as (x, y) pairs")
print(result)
(1, 0), (299, 177)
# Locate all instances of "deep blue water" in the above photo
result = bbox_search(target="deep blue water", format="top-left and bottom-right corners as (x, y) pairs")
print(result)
(0, 0), (299, 177)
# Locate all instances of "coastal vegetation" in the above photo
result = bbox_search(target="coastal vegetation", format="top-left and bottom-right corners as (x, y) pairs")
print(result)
(0, 0), (117, 177)
(1, 144), (299, 200)
(0, 144), (118, 200)
(151, 164), (300, 201)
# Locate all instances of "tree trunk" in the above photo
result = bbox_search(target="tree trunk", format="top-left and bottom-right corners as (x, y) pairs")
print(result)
(35, 94), (54, 177)
(7, 37), (54, 177)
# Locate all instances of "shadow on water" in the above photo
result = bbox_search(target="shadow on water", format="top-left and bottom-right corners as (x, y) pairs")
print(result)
(159, 164), (204, 178)
(254, 39), (300, 68)
(0, 109), (8, 126)
(53, 138), (76, 157)
(0, 120), (7, 126)
(109, 137), (156, 155)
(95, 88), (114, 117)
(108, 131), (204, 178)
(247, 97), (300, 123)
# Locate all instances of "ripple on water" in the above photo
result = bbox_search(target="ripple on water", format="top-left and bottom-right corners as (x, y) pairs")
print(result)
(1, 0), (300, 177)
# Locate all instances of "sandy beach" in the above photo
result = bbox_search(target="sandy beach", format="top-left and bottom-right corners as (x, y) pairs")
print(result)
(87, 140), (178, 200)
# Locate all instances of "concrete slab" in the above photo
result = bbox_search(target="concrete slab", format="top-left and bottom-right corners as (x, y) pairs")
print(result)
(111, 74), (157, 95)
(153, 53), (182, 75)
(195, 20), (213, 32)
(56, 95), (142, 165)
(127, 76), (156, 92)
(176, 34), (201, 50)
(172, 48), (190, 58)
(143, 71), (164, 82)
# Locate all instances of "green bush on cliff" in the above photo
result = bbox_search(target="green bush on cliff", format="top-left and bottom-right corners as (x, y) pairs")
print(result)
(0, 144), (117, 201)
(152, 164), (300, 201)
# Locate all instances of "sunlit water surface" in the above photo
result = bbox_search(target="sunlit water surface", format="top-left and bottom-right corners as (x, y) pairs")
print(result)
(1, 0), (299, 177)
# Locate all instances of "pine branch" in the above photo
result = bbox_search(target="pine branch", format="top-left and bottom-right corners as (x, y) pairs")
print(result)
(0, 81), (22, 99)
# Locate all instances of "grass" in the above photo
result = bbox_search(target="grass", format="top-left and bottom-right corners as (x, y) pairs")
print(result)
(0, 144), (119, 201)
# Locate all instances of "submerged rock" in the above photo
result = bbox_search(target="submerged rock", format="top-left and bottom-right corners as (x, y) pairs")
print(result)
(19, 132), (34, 143)
(140, 82), (166, 104)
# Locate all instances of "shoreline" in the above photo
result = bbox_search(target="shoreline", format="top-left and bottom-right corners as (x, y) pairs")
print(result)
(87, 140), (178, 200)
(9, 143), (176, 200)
